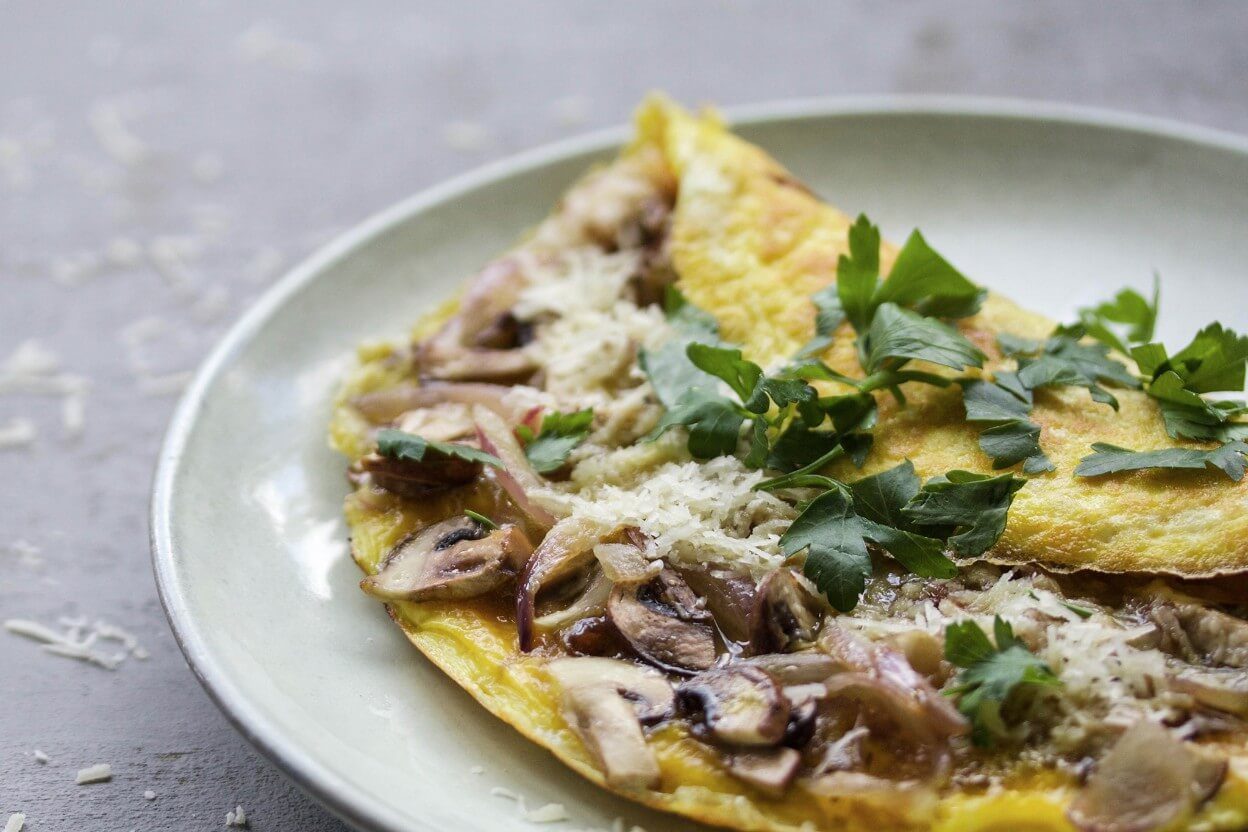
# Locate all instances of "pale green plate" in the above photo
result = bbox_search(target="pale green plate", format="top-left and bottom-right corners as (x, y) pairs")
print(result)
(151, 98), (1248, 832)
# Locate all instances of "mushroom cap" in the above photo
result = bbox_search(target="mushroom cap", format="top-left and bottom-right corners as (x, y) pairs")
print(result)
(361, 516), (531, 601)
(607, 578), (717, 674)
(677, 666), (791, 748)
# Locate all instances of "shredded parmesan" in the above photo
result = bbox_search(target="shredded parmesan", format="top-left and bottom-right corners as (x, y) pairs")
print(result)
(524, 803), (570, 823)
(32, 749), (49, 764)
(144, 789), (156, 801)
(225, 805), (248, 827)
(4, 617), (146, 671)
(76, 763), (113, 785)
(4, 813), (24, 832)
(0, 418), (36, 449)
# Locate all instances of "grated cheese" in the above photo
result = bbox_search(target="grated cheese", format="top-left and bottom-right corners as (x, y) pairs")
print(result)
(4, 617), (146, 671)
(75, 763), (113, 784)
(225, 805), (248, 827)
(32, 749), (49, 764)
(524, 802), (570, 823)
(144, 789), (156, 800)
(4, 813), (24, 832)
(441, 121), (492, 153)
(539, 453), (795, 577)
(0, 418), (36, 449)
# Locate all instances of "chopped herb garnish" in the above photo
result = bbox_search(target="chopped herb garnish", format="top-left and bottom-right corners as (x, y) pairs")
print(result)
(779, 462), (1024, 611)
(944, 616), (1061, 746)
(1074, 441), (1248, 482)
(638, 286), (723, 407)
(376, 429), (503, 468)
(464, 509), (499, 530)
(516, 408), (594, 473)
(1070, 278), (1159, 356)
(647, 388), (746, 460)
(1132, 323), (1248, 442)
(1060, 601), (1094, 619)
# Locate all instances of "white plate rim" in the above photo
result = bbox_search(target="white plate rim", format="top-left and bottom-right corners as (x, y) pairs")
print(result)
(149, 94), (1248, 832)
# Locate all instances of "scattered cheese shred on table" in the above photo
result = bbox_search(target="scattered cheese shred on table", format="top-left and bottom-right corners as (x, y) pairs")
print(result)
(143, 789), (156, 800)
(4, 813), (24, 832)
(524, 803), (569, 823)
(0, 417), (36, 449)
(225, 805), (248, 827)
(32, 749), (49, 764)
(3, 617), (147, 671)
(76, 763), (113, 784)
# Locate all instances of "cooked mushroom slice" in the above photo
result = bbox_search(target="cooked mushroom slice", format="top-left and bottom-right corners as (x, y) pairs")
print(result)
(675, 564), (757, 644)
(1067, 721), (1227, 832)
(740, 651), (838, 685)
(1170, 668), (1248, 717)
(749, 568), (824, 653)
(547, 657), (675, 790)
(1151, 598), (1248, 669)
(607, 579), (716, 674)
(357, 445), (482, 498)
(361, 517), (532, 602)
(416, 258), (540, 384)
(726, 747), (801, 798)
(677, 666), (791, 747)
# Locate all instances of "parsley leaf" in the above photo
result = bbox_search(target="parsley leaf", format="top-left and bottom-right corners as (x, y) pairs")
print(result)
(1074, 440), (1248, 482)
(1072, 278), (1159, 355)
(944, 616), (1061, 747)
(647, 389), (745, 460)
(903, 470), (1025, 557)
(780, 485), (873, 612)
(797, 285), (847, 358)
(516, 408), (594, 473)
(1130, 323), (1248, 441)
(837, 214), (882, 334)
(873, 229), (985, 320)
(639, 287), (723, 407)
(864, 303), (986, 373)
(1014, 335), (1140, 410)
(849, 462), (958, 578)
(686, 343), (764, 406)
(376, 429), (503, 467)
(960, 376), (1052, 473)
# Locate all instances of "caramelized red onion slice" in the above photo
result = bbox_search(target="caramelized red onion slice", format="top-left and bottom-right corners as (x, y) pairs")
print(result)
(352, 381), (524, 425)
(516, 516), (606, 650)
(1067, 720), (1227, 832)
(593, 542), (660, 585)
(474, 406), (558, 529)
(533, 568), (612, 631)
(819, 624), (968, 742)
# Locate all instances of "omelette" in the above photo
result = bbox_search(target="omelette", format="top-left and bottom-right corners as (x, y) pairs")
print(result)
(329, 96), (1248, 831)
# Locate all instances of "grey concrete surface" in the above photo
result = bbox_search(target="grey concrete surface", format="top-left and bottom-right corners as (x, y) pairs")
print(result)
(2, 2), (1246, 829)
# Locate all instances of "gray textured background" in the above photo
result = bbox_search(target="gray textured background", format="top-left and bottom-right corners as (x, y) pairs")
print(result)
(2, 2), (1247, 829)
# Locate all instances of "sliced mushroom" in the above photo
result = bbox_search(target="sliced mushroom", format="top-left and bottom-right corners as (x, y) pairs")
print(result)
(1170, 668), (1248, 717)
(1067, 721), (1227, 832)
(740, 651), (838, 685)
(726, 747), (801, 798)
(1139, 584), (1248, 668)
(607, 577), (716, 674)
(749, 568), (824, 654)
(547, 657), (675, 790)
(675, 564), (757, 644)
(517, 517), (606, 650)
(676, 666), (791, 747)
(393, 402), (476, 443)
(360, 517), (532, 601)
(357, 445), (481, 498)
(416, 258), (540, 384)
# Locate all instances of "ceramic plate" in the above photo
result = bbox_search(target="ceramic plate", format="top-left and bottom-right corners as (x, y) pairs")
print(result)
(151, 98), (1248, 832)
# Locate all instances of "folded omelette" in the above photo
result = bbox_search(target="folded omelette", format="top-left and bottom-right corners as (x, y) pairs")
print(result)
(330, 96), (1248, 831)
